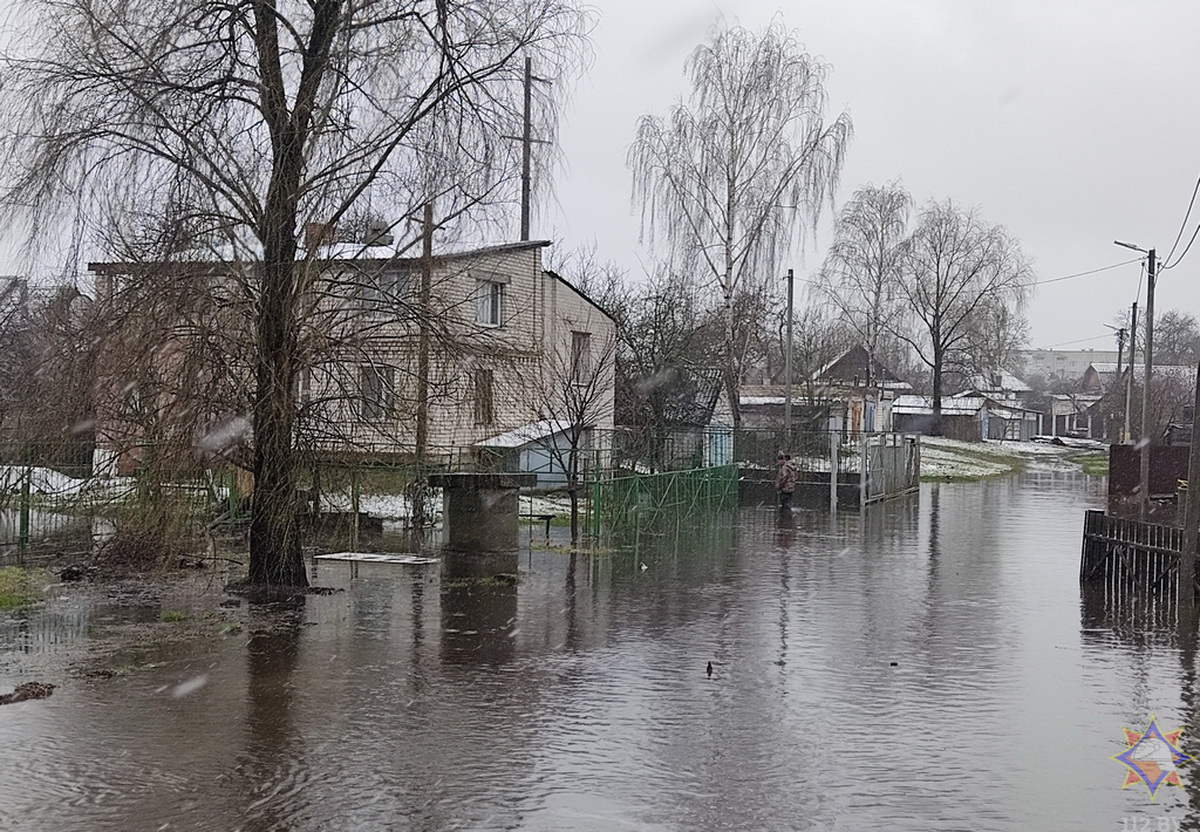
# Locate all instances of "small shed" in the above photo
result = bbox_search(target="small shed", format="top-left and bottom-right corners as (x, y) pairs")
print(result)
(474, 419), (588, 487)
(893, 394), (1040, 441)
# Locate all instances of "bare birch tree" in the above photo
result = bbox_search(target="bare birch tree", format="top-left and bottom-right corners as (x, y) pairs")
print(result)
(535, 331), (616, 544)
(816, 182), (911, 384)
(895, 200), (1032, 431)
(628, 21), (851, 425)
(0, 0), (590, 588)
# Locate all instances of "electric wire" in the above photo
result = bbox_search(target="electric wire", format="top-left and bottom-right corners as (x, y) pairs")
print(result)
(1019, 257), (1142, 288)
(1042, 333), (1118, 349)
(1163, 176), (1200, 267)
(1162, 221), (1200, 271)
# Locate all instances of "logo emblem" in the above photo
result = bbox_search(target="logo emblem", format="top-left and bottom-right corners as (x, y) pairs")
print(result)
(1113, 716), (1190, 800)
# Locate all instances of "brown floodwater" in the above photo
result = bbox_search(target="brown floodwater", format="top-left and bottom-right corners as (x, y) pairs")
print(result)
(1, 472), (1197, 830)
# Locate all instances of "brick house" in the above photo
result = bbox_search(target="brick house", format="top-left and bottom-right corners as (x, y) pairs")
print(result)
(87, 238), (616, 475)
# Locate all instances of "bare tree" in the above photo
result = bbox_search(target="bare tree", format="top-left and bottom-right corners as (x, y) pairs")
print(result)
(785, 304), (850, 403)
(894, 200), (1032, 431)
(0, 0), (590, 588)
(628, 21), (851, 425)
(535, 331), (616, 544)
(958, 296), (1030, 382)
(1154, 309), (1200, 363)
(816, 181), (911, 383)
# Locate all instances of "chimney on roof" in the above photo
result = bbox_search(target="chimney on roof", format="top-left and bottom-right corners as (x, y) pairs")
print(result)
(364, 220), (394, 247)
(304, 221), (336, 249)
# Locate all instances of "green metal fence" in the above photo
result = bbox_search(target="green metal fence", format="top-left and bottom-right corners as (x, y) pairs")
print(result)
(590, 464), (739, 539)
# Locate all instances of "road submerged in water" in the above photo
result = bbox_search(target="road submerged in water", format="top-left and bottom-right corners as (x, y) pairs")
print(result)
(2, 470), (1197, 831)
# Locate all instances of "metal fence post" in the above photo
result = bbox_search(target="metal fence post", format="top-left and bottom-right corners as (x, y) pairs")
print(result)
(829, 431), (839, 512)
(860, 437), (868, 507)
(18, 465), (31, 557)
(350, 466), (361, 552)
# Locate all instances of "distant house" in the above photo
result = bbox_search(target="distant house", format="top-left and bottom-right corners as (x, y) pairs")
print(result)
(736, 386), (850, 433)
(816, 345), (912, 393)
(88, 238), (617, 478)
(1022, 348), (1122, 382)
(960, 370), (1033, 407)
(1079, 362), (1196, 442)
(736, 345), (907, 435)
(893, 394), (1040, 441)
(1047, 393), (1103, 438)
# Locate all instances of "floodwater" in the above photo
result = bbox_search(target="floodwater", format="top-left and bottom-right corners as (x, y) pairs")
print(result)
(1, 471), (1198, 830)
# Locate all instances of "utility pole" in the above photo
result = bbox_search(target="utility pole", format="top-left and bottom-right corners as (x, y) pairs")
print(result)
(1115, 240), (1155, 517)
(1141, 248), (1157, 519)
(413, 202), (434, 534)
(784, 268), (794, 445)
(507, 57), (551, 241)
(1125, 301), (1138, 445)
(520, 57), (533, 241)
(1106, 321), (1127, 441)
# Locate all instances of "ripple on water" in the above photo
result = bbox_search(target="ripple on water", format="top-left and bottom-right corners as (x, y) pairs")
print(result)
(2, 478), (1183, 830)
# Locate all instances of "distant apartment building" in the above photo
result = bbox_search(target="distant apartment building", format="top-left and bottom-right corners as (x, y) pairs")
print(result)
(1021, 348), (1123, 382)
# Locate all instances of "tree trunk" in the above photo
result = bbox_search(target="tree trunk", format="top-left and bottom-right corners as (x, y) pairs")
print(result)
(931, 341), (944, 437)
(244, 0), (340, 588)
(568, 442), (580, 544)
(249, 248), (308, 587)
(723, 288), (740, 428)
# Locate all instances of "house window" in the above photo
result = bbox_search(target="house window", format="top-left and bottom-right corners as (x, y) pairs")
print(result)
(360, 365), (395, 421)
(571, 331), (592, 379)
(360, 270), (409, 316)
(296, 367), (312, 405)
(474, 368), (494, 425)
(475, 280), (503, 326)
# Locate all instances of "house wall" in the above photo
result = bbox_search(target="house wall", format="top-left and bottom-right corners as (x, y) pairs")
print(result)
(1023, 348), (1122, 381)
(540, 270), (617, 435)
(91, 242), (617, 472)
(306, 244), (616, 461)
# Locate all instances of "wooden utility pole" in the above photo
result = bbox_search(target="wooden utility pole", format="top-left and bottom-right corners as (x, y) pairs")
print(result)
(520, 57), (533, 241)
(1125, 301), (1138, 444)
(509, 57), (551, 241)
(1114, 325), (1126, 441)
(413, 202), (433, 531)
(1140, 249), (1157, 519)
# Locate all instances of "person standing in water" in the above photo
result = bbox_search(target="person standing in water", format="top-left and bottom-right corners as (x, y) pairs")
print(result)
(774, 452), (797, 509)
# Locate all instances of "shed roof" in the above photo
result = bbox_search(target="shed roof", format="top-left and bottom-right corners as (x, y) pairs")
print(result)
(475, 419), (578, 449)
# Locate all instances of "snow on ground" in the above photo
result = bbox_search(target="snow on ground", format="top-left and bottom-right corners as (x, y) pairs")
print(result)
(0, 465), (88, 496)
(919, 436), (1103, 480)
(321, 489), (572, 528)
(0, 466), (139, 501)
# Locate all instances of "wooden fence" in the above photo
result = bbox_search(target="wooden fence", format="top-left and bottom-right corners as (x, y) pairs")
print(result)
(1079, 509), (1182, 593)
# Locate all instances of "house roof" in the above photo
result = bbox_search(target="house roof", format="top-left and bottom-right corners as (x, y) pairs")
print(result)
(475, 419), (577, 449)
(965, 370), (1031, 393)
(894, 395), (984, 416)
(1084, 362), (1196, 389)
(817, 344), (906, 385)
(894, 394), (1041, 419)
(88, 239), (554, 274)
(542, 269), (618, 324)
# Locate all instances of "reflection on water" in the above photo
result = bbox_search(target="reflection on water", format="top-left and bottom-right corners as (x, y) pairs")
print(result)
(6, 470), (1200, 829)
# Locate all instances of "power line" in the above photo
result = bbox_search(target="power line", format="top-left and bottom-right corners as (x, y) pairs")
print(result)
(1163, 221), (1200, 271)
(1163, 176), (1200, 267)
(1041, 333), (1117, 349)
(1019, 257), (1143, 288)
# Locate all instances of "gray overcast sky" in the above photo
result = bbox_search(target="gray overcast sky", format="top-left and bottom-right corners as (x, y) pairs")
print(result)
(540, 0), (1200, 352)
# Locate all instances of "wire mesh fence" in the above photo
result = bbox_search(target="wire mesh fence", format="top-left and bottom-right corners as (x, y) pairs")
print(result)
(0, 424), (918, 559)
(591, 464), (739, 541)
